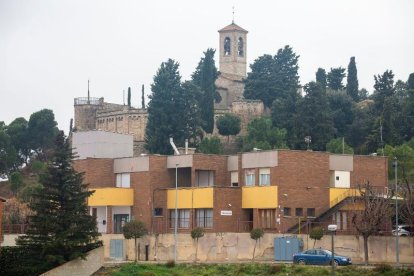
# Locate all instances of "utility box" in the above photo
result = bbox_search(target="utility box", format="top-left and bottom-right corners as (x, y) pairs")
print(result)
(274, 236), (303, 261)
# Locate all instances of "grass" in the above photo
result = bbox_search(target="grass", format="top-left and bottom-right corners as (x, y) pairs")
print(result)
(96, 263), (414, 276)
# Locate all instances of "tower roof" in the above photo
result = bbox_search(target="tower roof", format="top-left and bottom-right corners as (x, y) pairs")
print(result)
(218, 22), (248, 33)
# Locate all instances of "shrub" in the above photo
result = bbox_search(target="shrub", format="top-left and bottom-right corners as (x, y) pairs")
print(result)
(166, 260), (175, 268)
(309, 226), (324, 248)
(373, 263), (392, 273)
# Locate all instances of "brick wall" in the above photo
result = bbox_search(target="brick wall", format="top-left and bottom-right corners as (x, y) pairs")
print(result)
(73, 158), (114, 188)
(351, 155), (388, 187)
(0, 200), (3, 243)
(193, 154), (228, 186)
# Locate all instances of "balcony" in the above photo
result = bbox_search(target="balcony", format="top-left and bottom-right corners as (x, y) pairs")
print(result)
(88, 187), (134, 206)
(167, 187), (213, 209)
(242, 186), (278, 208)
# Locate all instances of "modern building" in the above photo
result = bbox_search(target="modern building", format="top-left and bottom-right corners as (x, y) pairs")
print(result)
(72, 131), (388, 235)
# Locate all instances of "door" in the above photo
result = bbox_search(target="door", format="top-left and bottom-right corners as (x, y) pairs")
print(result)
(114, 214), (129, 234)
(109, 239), (124, 260)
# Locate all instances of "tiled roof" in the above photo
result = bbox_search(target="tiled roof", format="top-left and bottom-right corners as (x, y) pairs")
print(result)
(218, 22), (248, 33)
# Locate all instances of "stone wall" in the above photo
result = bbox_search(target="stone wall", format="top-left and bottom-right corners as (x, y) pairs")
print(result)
(41, 246), (104, 276)
(98, 233), (414, 264)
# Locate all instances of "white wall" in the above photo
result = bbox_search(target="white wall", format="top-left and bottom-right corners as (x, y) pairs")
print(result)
(90, 206), (107, 233)
(72, 130), (133, 159)
(330, 171), (350, 188)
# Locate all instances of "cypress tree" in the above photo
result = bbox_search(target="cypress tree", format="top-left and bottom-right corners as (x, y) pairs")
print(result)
(16, 131), (101, 272)
(192, 48), (219, 134)
(127, 87), (131, 107)
(141, 84), (145, 109)
(145, 59), (200, 154)
(346, 57), (359, 101)
(315, 68), (327, 89)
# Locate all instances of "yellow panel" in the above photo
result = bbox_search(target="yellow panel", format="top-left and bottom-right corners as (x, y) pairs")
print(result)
(88, 188), (133, 206)
(242, 186), (278, 208)
(329, 188), (361, 207)
(167, 188), (214, 209)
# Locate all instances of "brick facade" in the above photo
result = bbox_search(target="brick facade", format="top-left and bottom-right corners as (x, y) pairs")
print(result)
(0, 198), (4, 243)
(74, 150), (388, 234)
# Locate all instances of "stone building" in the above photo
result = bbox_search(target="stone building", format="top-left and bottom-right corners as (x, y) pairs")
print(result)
(73, 21), (264, 154)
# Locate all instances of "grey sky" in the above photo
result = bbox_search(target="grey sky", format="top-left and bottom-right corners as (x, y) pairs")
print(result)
(1, 0), (413, 134)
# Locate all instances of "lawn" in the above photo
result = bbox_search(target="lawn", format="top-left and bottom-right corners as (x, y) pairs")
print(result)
(96, 262), (414, 276)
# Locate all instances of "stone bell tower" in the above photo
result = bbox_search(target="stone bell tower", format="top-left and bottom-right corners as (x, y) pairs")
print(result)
(215, 22), (248, 108)
(218, 22), (248, 79)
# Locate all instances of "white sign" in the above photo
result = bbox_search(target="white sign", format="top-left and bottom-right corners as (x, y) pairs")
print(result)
(220, 210), (232, 216)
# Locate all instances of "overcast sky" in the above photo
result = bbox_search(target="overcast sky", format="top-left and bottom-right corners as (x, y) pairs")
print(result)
(1, 0), (413, 134)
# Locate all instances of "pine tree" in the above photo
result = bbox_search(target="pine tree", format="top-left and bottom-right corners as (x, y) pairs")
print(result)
(315, 68), (327, 89)
(145, 59), (200, 154)
(141, 84), (145, 109)
(327, 67), (346, 91)
(192, 48), (219, 134)
(16, 131), (101, 272)
(127, 87), (131, 107)
(346, 57), (359, 101)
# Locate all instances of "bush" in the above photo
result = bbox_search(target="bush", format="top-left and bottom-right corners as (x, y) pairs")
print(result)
(0, 246), (51, 275)
(373, 263), (392, 273)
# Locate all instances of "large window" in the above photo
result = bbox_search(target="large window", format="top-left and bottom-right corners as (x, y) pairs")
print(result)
(259, 209), (276, 229)
(170, 209), (190, 228)
(245, 169), (255, 186)
(116, 173), (130, 188)
(196, 208), (213, 228)
(195, 170), (214, 187)
(259, 168), (270, 186)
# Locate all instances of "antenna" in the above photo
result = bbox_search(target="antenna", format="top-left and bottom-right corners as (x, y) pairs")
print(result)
(232, 6), (235, 23)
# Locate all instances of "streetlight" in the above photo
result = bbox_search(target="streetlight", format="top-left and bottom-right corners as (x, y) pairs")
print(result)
(174, 163), (179, 262)
(328, 224), (337, 276)
(393, 157), (399, 266)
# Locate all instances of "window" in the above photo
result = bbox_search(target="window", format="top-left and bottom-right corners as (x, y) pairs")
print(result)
(154, 208), (163, 217)
(245, 169), (255, 186)
(283, 207), (291, 217)
(231, 171), (239, 187)
(224, 37), (231, 55)
(307, 208), (316, 218)
(295, 208), (303, 217)
(336, 176), (339, 181)
(196, 170), (214, 187)
(196, 208), (213, 228)
(116, 173), (130, 188)
(238, 37), (244, 56)
(259, 168), (270, 186)
(170, 209), (190, 228)
(259, 209), (276, 228)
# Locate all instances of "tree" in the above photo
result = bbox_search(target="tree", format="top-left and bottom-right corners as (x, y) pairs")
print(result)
(197, 137), (223, 154)
(192, 48), (219, 133)
(373, 70), (395, 113)
(309, 226), (324, 248)
(326, 138), (354, 154)
(123, 220), (147, 262)
(10, 171), (24, 195)
(0, 128), (18, 176)
(6, 117), (29, 164)
(141, 84), (145, 109)
(16, 131), (101, 272)
(315, 68), (327, 89)
(250, 228), (264, 261)
(191, 227), (204, 262)
(244, 45), (300, 108)
(350, 182), (392, 265)
(145, 59), (201, 154)
(27, 109), (58, 159)
(327, 90), (355, 138)
(216, 113), (241, 142)
(241, 117), (288, 152)
(327, 67), (346, 91)
(346, 57), (359, 101)
(297, 82), (335, 151)
(127, 87), (131, 107)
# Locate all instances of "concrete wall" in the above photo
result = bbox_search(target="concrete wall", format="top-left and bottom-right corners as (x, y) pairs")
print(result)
(41, 246), (104, 276)
(72, 131), (133, 159)
(98, 233), (414, 264)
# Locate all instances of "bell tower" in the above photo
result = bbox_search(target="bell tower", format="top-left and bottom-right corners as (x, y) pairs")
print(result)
(218, 22), (248, 78)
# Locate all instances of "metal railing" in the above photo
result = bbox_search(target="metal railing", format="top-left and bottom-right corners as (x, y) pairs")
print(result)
(74, 97), (102, 105)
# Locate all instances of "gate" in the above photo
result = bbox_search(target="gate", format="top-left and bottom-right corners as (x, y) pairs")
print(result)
(274, 236), (303, 261)
(109, 239), (125, 260)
